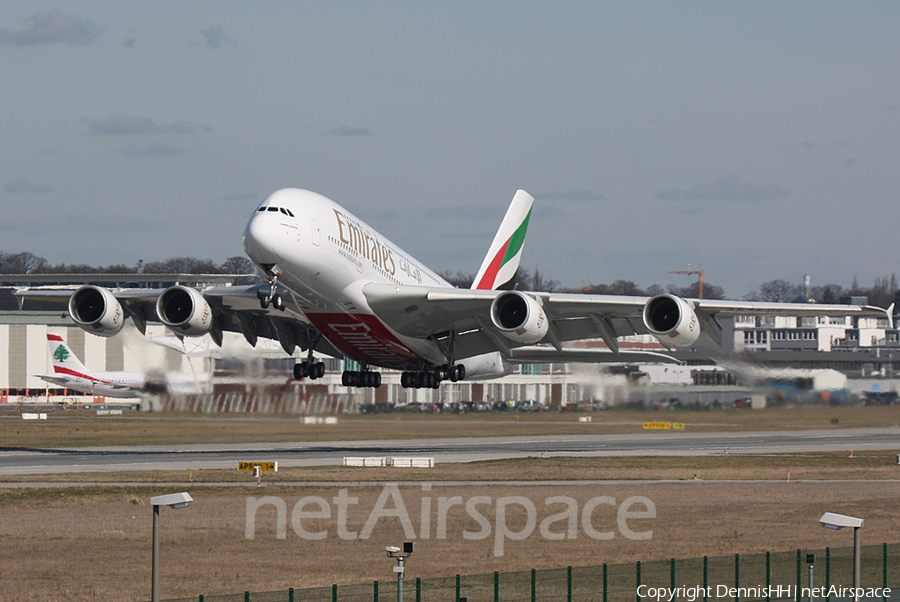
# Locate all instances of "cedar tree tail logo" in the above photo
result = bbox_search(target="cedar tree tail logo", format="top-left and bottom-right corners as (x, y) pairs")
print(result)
(472, 190), (535, 291)
(53, 344), (70, 363)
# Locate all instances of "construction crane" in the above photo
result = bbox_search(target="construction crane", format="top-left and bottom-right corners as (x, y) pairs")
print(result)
(669, 263), (704, 299)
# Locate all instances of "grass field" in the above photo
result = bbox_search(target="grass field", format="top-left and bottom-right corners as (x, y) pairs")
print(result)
(2, 404), (899, 448)
(2, 405), (900, 602)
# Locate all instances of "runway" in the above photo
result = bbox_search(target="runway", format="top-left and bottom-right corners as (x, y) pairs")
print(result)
(1, 427), (898, 475)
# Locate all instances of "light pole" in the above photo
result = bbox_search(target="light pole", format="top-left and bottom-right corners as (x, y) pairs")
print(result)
(819, 512), (864, 602)
(386, 542), (415, 602)
(151, 492), (193, 602)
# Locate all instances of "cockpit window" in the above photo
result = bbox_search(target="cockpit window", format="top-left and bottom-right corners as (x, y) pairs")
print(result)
(258, 206), (294, 217)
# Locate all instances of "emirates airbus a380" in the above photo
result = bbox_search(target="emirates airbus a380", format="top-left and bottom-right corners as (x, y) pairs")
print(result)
(18, 188), (891, 390)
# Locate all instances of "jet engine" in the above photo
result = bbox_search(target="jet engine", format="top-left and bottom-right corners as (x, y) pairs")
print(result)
(642, 294), (702, 347)
(490, 290), (549, 344)
(156, 286), (214, 336)
(69, 285), (126, 337)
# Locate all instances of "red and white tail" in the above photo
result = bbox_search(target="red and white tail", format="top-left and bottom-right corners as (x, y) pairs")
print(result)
(47, 333), (88, 374)
(471, 189), (534, 290)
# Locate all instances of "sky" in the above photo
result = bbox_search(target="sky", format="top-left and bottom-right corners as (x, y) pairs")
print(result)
(2, 2), (899, 298)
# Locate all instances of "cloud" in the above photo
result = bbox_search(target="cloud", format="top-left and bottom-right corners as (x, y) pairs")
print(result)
(4, 178), (53, 194)
(787, 140), (813, 151)
(0, 11), (102, 46)
(0, 210), (154, 234)
(82, 114), (196, 136)
(424, 206), (504, 220)
(196, 26), (236, 48)
(353, 208), (398, 222)
(119, 141), (190, 157)
(323, 126), (374, 137)
(123, 37), (136, 49)
(532, 205), (564, 218)
(535, 189), (605, 202)
(654, 174), (791, 202)
(221, 192), (259, 202)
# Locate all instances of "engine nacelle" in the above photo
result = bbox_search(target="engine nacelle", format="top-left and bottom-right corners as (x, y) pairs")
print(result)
(642, 294), (702, 347)
(156, 286), (214, 336)
(490, 290), (549, 344)
(458, 352), (513, 380)
(68, 286), (126, 337)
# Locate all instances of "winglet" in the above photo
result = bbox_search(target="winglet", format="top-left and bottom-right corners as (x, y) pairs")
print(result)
(471, 190), (534, 290)
(888, 303), (895, 329)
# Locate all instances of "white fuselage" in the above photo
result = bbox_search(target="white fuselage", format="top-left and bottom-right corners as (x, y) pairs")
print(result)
(40, 369), (147, 398)
(242, 188), (458, 371)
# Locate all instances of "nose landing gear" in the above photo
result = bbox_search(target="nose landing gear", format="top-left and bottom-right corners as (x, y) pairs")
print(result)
(258, 266), (285, 310)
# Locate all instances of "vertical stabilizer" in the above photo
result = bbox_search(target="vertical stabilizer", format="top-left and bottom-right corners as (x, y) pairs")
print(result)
(47, 333), (87, 374)
(471, 189), (535, 290)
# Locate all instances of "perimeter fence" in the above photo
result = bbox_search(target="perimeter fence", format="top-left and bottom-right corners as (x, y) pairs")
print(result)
(153, 543), (898, 602)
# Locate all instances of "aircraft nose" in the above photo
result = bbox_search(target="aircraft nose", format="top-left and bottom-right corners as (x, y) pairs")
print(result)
(242, 211), (282, 264)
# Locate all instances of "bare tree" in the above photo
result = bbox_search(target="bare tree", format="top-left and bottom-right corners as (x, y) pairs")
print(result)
(221, 256), (256, 274)
(437, 270), (475, 288)
(0, 252), (48, 274)
(609, 280), (646, 295)
(752, 279), (802, 302)
(144, 257), (223, 274)
(810, 284), (844, 305)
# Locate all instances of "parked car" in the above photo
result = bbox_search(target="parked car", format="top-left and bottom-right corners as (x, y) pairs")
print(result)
(515, 400), (545, 412)
(732, 397), (752, 408)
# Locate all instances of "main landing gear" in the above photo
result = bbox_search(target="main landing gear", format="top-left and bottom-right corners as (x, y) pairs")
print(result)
(294, 360), (325, 380)
(294, 339), (324, 381)
(341, 370), (382, 388)
(400, 364), (465, 389)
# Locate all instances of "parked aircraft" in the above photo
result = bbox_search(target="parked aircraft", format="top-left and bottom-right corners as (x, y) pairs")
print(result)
(19, 188), (891, 389)
(38, 333), (210, 398)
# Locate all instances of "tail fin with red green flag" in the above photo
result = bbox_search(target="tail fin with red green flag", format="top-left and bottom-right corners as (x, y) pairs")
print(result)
(471, 190), (534, 290)
(47, 333), (89, 375)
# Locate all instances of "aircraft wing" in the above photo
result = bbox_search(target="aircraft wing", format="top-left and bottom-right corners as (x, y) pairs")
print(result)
(15, 284), (343, 358)
(508, 346), (681, 364)
(361, 283), (892, 360)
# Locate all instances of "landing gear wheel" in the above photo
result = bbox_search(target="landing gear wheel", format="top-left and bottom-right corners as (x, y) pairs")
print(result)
(272, 294), (284, 311)
(294, 363), (308, 380)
